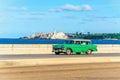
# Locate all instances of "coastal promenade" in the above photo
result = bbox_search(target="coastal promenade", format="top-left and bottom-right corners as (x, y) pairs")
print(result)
(0, 44), (120, 80)
(0, 44), (120, 54)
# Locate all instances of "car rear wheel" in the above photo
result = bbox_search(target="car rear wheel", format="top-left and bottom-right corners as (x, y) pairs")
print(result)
(86, 50), (92, 55)
(66, 49), (72, 55)
(55, 52), (60, 55)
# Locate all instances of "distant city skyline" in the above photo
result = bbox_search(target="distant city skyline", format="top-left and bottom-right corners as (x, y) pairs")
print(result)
(0, 0), (120, 38)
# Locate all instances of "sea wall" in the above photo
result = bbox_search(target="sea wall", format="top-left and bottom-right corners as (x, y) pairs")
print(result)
(96, 44), (120, 53)
(0, 44), (120, 54)
(0, 44), (52, 54)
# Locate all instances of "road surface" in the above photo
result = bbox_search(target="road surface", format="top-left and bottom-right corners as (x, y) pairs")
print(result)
(0, 53), (120, 60)
(0, 62), (120, 80)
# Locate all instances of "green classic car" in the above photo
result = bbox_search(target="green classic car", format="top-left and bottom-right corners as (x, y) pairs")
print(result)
(52, 39), (97, 55)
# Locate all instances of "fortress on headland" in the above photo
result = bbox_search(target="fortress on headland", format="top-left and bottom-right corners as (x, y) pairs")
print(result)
(20, 32), (68, 39)
(20, 32), (120, 40)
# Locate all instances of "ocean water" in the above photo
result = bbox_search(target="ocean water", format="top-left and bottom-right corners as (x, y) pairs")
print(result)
(0, 38), (120, 44)
(0, 39), (66, 44)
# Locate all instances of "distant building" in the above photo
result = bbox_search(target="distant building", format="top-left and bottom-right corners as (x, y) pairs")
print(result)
(20, 32), (68, 39)
(51, 32), (68, 39)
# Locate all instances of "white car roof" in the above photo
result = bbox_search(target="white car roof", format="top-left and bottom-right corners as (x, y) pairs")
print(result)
(67, 39), (91, 42)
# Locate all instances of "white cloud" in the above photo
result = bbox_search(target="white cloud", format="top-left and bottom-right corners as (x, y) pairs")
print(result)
(8, 7), (27, 11)
(82, 5), (93, 11)
(28, 12), (45, 15)
(50, 4), (93, 12)
(18, 12), (46, 17)
(60, 4), (81, 11)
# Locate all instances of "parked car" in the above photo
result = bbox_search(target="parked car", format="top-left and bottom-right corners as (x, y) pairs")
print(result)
(52, 39), (97, 55)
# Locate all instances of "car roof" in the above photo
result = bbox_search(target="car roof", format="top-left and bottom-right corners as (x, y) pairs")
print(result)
(66, 39), (91, 42)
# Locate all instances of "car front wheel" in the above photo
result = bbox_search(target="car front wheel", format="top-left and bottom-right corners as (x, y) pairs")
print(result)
(66, 49), (72, 55)
(86, 50), (92, 55)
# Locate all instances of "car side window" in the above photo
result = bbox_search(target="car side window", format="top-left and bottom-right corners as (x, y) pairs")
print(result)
(81, 41), (86, 45)
(75, 41), (80, 44)
(86, 41), (91, 45)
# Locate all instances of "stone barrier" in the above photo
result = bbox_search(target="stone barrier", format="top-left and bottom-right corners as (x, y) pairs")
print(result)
(0, 44), (120, 54)
(96, 44), (120, 53)
(0, 44), (52, 54)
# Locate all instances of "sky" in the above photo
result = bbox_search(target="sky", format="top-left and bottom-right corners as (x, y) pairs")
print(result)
(0, 0), (120, 38)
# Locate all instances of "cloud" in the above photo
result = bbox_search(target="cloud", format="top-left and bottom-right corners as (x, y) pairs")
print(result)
(94, 16), (120, 19)
(49, 4), (93, 12)
(8, 7), (27, 11)
(19, 12), (46, 15)
(80, 15), (120, 24)
(28, 12), (45, 15)
(18, 17), (42, 21)
(60, 4), (81, 11)
(82, 5), (93, 11)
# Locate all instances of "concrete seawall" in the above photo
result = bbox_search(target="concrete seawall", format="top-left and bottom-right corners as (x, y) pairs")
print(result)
(0, 44), (120, 54)
(0, 44), (52, 54)
(97, 44), (120, 53)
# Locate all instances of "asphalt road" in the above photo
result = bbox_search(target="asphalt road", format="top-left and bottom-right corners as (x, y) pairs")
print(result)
(0, 62), (120, 80)
(0, 53), (120, 60)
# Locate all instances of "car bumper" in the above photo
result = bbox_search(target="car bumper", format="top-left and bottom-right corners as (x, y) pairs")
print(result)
(52, 49), (66, 53)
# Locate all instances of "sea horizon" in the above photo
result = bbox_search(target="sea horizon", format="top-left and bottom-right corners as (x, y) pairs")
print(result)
(0, 38), (119, 44)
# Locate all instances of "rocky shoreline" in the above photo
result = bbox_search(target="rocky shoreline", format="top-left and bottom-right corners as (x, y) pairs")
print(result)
(20, 32), (68, 39)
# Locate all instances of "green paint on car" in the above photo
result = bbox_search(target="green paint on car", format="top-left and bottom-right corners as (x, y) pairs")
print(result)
(52, 39), (97, 55)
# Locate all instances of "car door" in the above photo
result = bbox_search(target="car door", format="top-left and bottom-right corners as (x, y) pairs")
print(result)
(72, 41), (82, 52)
